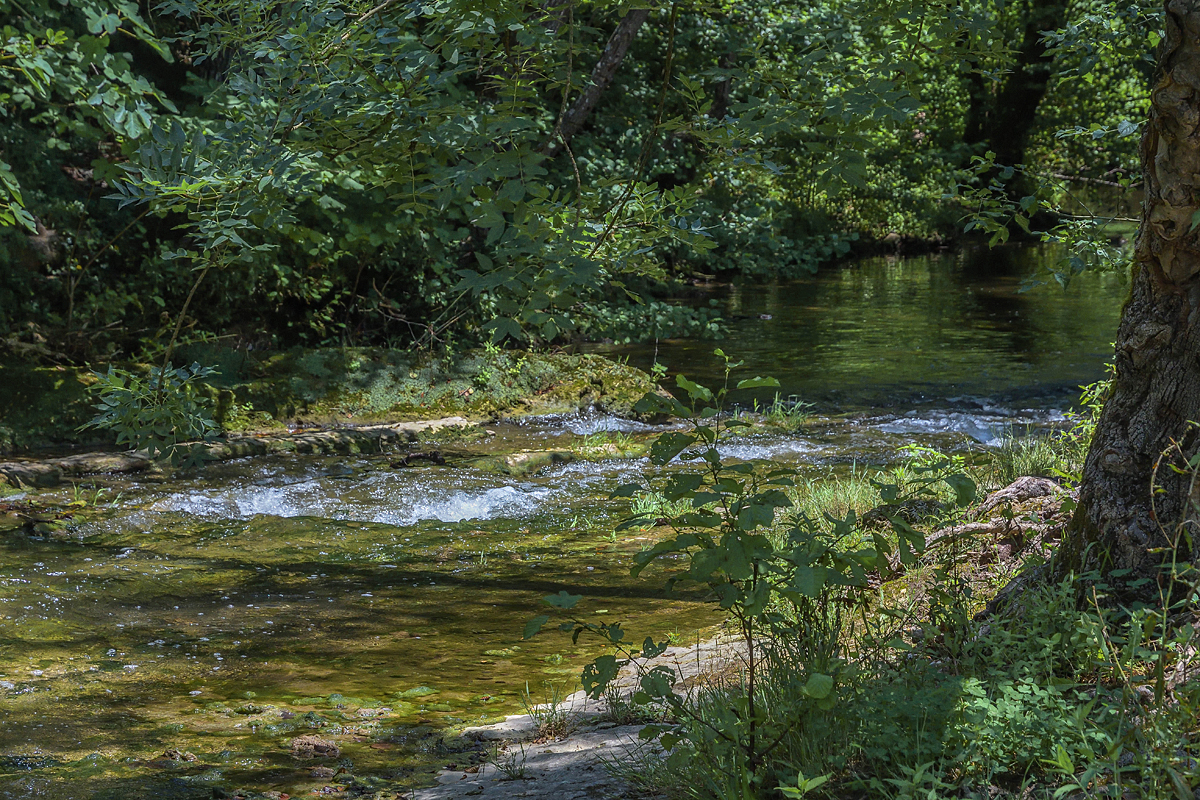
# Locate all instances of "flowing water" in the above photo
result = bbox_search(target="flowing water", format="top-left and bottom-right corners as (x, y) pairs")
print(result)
(0, 246), (1125, 799)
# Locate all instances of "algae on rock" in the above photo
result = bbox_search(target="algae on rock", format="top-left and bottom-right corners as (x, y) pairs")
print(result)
(0, 349), (664, 451)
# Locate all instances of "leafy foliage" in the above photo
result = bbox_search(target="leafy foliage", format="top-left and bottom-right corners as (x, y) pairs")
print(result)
(84, 362), (218, 464)
(527, 350), (980, 795)
(0, 0), (1157, 355)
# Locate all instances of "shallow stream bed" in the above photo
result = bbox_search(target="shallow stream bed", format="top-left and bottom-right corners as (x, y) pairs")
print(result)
(0, 245), (1124, 799)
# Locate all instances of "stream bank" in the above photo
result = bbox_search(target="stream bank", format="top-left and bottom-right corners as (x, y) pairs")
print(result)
(0, 246), (1127, 799)
(0, 348), (663, 454)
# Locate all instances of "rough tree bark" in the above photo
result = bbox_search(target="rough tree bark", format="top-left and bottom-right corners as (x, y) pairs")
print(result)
(544, 7), (651, 158)
(1055, 0), (1200, 598)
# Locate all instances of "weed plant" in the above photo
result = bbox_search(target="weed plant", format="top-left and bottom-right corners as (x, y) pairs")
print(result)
(786, 467), (879, 521)
(571, 431), (638, 459)
(527, 351), (979, 796)
(629, 490), (695, 526)
(757, 393), (815, 432)
(981, 429), (1089, 491)
(487, 742), (529, 780)
(518, 681), (577, 740)
(979, 375), (1111, 492)
(629, 561), (1199, 799)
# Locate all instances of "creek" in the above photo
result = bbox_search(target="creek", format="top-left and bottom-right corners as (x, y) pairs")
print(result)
(0, 246), (1125, 799)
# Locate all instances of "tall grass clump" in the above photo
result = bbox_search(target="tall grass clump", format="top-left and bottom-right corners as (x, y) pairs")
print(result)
(985, 430), (1078, 487)
(982, 375), (1111, 490)
(787, 467), (879, 521)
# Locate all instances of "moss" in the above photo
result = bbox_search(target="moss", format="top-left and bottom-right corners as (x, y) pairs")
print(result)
(223, 348), (662, 428)
(0, 348), (663, 449)
(0, 361), (107, 449)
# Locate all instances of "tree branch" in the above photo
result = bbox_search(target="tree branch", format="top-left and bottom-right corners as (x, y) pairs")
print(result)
(544, 7), (651, 158)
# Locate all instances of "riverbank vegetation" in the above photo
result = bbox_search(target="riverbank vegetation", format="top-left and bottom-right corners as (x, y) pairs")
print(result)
(1, 0), (1148, 362)
(527, 367), (1197, 799)
(5, 0), (1200, 798)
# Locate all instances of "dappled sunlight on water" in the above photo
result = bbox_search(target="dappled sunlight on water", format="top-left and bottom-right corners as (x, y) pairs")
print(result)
(0, 247), (1125, 798)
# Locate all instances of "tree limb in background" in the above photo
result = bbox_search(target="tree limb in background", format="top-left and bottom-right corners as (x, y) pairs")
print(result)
(544, 6), (651, 158)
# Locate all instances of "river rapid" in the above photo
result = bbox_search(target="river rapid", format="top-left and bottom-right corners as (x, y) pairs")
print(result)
(0, 246), (1125, 799)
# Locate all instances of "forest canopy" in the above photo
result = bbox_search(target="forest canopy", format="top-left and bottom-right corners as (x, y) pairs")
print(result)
(0, 0), (1155, 358)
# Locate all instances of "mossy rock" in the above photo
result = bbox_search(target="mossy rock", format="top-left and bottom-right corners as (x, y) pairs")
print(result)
(470, 450), (575, 477)
(0, 347), (664, 449)
(220, 348), (663, 427)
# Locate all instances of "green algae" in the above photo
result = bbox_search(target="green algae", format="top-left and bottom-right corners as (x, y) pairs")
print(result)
(0, 349), (661, 453)
(0, 451), (721, 799)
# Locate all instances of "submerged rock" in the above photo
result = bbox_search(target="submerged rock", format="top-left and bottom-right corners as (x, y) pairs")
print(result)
(290, 734), (340, 759)
(469, 450), (575, 477)
(160, 748), (197, 762)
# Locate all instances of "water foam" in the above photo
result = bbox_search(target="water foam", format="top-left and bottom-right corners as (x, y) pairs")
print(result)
(869, 405), (1062, 446)
(152, 468), (572, 526)
(370, 485), (552, 525)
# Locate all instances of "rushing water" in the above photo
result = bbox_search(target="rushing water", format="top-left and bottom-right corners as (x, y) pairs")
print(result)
(0, 247), (1126, 799)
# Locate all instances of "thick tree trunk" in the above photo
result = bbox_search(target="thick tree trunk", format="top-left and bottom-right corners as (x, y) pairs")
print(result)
(963, 0), (1068, 198)
(1056, 0), (1200, 598)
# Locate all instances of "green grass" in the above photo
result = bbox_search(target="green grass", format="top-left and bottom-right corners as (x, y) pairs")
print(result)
(787, 468), (881, 521)
(570, 431), (639, 459)
(979, 429), (1087, 490)
(758, 392), (816, 431)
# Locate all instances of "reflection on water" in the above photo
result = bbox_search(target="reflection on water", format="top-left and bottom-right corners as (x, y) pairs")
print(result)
(0, 246), (1126, 798)
(590, 245), (1124, 409)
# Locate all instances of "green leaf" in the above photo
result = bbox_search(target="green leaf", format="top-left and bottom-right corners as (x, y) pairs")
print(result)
(675, 374), (714, 403)
(802, 673), (834, 700)
(544, 591), (581, 609)
(792, 564), (827, 598)
(633, 393), (692, 419)
(663, 474), (703, 501)
(650, 432), (698, 465)
(631, 534), (699, 577)
(581, 654), (620, 698)
(943, 473), (977, 506)
(735, 376), (781, 390)
(522, 615), (549, 640)
(872, 480), (900, 503)
(483, 316), (523, 342)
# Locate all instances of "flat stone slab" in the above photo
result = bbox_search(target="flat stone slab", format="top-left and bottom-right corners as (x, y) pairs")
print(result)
(415, 725), (654, 799)
(434, 636), (746, 799)
(0, 417), (477, 488)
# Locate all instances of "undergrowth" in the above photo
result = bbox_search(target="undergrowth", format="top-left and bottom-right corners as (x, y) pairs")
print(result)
(526, 363), (1197, 799)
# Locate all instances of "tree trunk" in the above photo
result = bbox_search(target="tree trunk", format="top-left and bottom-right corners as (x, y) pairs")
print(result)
(963, 0), (1068, 198)
(1056, 0), (1200, 599)
(544, 8), (650, 158)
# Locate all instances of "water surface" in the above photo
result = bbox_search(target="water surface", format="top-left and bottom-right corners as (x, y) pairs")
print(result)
(0, 246), (1126, 798)
(592, 244), (1125, 411)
